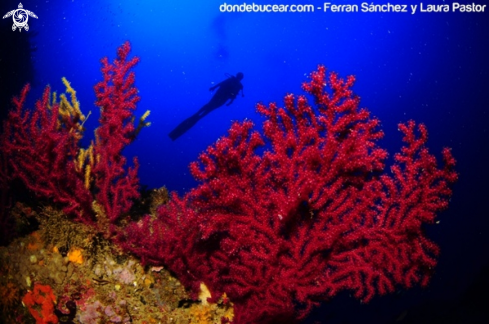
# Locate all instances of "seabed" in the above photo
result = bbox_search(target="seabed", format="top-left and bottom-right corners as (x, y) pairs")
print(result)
(0, 202), (233, 324)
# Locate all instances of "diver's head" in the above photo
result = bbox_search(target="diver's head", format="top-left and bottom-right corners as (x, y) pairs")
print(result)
(236, 72), (244, 80)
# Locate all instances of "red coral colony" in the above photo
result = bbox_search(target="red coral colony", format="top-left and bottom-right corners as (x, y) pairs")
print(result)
(0, 42), (457, 323)
(1, 41), (142, 236)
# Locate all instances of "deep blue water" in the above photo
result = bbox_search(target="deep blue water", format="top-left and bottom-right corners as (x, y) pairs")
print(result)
(1, 0), (488, 323)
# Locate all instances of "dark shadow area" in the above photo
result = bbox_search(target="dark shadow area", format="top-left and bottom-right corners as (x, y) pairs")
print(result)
(304, 262), (489, 324)
(0, 0), (37, 128)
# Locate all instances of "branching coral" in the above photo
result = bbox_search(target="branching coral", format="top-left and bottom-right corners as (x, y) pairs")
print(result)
(120, 66), (457, 323)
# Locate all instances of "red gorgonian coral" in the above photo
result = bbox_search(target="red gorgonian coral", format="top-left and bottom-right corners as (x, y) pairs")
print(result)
(120, 66), (456, 323)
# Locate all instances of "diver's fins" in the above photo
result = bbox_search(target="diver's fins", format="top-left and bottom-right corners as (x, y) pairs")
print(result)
(168, 114), (201, 141)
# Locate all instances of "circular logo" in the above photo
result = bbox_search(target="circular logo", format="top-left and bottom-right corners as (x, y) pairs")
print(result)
(2, 3), (38, 32)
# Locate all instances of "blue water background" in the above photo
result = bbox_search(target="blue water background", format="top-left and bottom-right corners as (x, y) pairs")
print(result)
(3, 0), (489, 322)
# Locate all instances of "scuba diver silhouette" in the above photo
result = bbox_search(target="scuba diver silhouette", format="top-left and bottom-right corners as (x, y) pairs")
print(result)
(168, 72), (244, 141)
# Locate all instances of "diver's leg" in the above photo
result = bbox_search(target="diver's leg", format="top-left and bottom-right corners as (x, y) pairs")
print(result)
(196, 103), (211, 117)
(168, 95), (229, 140)
(168, 103), (216, 141)
(169, 113), (202, 140)
(198, 96), (229, 117)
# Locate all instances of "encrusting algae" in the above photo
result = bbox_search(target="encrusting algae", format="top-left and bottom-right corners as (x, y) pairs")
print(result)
(0, 204), (234, 324)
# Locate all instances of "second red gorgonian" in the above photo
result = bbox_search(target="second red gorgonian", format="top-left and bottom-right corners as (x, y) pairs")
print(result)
(120, 66), (457, 323)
